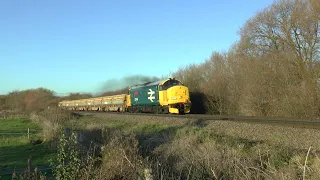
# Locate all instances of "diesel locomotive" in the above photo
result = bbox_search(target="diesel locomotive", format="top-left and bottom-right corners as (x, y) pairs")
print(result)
(58, 78), (191, 114)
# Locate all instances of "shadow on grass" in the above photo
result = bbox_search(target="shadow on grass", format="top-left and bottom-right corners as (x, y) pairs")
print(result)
(63, 117), (273, 164)
(189, 118), (208, 128)
(66, 117), (267, 158)
(135, 126), (180, 157)
(65, 125), (181, 159)
(0, 141), (55, 177)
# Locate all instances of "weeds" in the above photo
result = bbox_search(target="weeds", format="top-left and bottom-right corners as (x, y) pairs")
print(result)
(30, 108), (72, 141)
(50, 131), (100, 180)
(99, 131), (146, 179)
(50, 132), (81, 180)
(11, 159), (47, 180)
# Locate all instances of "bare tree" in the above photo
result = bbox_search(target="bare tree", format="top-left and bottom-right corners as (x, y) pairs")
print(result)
(239, 0), (319, 79)
(0, 95), (5, 110)
(172, 64), (206, 92)
(199, 52), (230, 114)
(3, 88), (58, 112)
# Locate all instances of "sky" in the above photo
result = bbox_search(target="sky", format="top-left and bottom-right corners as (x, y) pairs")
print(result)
(0, 0), (274, 95)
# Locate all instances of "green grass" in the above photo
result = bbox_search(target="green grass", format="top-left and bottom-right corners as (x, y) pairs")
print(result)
(0, 118), (56, 171)
(0, 141), (55, 169)
(0, 118), (41, 133)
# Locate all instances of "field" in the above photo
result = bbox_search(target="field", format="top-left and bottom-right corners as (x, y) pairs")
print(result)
(2, 111), (320, 179)
(0, 118), (55, 179)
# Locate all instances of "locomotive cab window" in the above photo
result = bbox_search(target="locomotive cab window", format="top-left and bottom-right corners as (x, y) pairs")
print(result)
(159, 79), (183, 90)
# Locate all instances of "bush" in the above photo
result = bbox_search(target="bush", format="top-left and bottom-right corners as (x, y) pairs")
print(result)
(30, 108), (73, 141)
(50, 132), (100, 180)
(99, 130), (146, 179)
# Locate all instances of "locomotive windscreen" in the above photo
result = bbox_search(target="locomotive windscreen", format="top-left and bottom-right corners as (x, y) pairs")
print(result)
(160, 79), (183, 90)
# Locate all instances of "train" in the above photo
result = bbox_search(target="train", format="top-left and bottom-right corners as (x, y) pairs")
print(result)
(58, 78), (192, 114)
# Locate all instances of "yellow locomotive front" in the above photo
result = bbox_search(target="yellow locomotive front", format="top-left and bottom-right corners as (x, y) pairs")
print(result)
(158, 78), (191, 114)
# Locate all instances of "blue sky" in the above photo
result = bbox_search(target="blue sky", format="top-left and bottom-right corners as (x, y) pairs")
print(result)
(0, 0), (273, 95)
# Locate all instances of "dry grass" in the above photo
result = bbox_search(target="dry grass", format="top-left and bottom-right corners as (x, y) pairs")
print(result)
(70, 113), (320, 151)
(30, 108), (73, 141)
(152, 127), (320, 180)
(204, 120), (320, 150)
(58, 113), (320, 179)
(99, 131), (146, 179)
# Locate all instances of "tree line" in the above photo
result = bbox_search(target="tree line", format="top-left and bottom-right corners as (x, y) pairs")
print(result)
(0, 88), (91, 112)
(173, 0), (320, 118)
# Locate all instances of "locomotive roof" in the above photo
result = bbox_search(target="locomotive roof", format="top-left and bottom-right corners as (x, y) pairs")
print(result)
(129, 78), (181, 89)
(129, 80), (163, 89)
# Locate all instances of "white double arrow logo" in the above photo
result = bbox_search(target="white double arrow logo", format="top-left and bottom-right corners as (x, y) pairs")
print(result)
(148, 89), (155, 102)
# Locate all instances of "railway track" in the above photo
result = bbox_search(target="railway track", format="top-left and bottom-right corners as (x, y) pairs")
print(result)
(74, 111), (320, 130)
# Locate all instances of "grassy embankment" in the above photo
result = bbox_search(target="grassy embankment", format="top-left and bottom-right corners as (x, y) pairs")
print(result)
(2, 111), (320, 179)
(63, 113), (320, 179)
